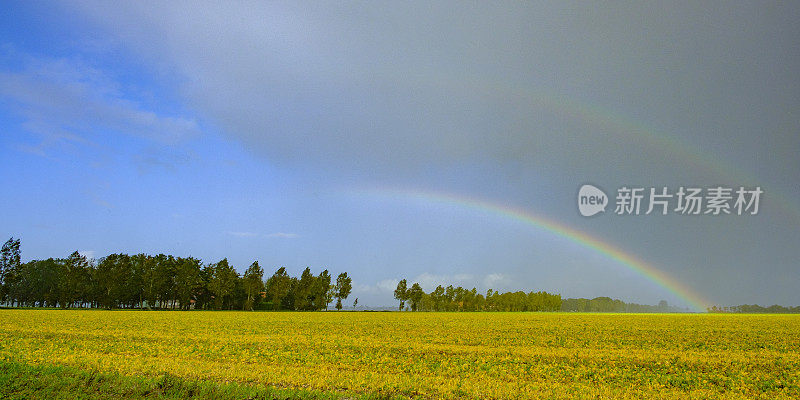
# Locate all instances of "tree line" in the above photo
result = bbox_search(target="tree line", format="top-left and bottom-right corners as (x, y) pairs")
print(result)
(708, 304), (800, 314)
(392, 278), (562, 311)
(0, 238), (352, 311)
(560, 297), (689, 313)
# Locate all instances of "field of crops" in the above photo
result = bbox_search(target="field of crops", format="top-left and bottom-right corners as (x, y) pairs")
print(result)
(1, 310), (798, 399)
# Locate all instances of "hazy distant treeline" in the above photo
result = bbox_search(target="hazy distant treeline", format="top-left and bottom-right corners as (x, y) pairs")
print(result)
(560, 297), (689, 313)
(708, 304), (800, 314)
(392, 278), (562, 311)
(391, 279), (688, 313)
(0, 238), (352, 311)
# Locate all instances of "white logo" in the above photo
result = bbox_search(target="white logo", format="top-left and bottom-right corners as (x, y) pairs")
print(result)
(578, 184), (608, 217)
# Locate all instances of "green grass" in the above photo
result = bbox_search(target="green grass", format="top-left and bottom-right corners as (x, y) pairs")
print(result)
(0, 361), (385, 400)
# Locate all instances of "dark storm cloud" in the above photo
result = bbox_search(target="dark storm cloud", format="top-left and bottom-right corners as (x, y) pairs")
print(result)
(67, 2), (797, 183)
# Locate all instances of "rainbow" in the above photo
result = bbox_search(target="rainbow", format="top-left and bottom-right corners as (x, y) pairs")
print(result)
(350, 187), (711, 312)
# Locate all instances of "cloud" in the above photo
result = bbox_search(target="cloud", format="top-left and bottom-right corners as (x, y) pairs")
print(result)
(483, 273), (512, 290)
(376, 279), (399, 292)
(67, 2), (673, 180)
(267, 232), (299, 239)
(412, 272), (475, 292)
(357, 273), (513, 297)
(0, 50), (200, 158)
(351, 281), (381, 295)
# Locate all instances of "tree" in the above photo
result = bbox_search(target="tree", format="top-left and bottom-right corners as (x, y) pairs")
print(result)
(242, 261), (264, 311)
(334, 272), (352, 311)
(59, 251), (90, 308)
(208, 259), (238, 310)
(174, 257), (202, 310)
(431, 285), (445, 311)
(154, 255), (177, 309)
(264, 267), (291, 310)
(95, 253), (132, 309)
(408, 282), (424, 311)
(0, 242), (361, 313)
(314, 269), (332, 310)
(0, 237), (21, 304)
(194, 264), (215, 310)
(394, 279), (408, 311)
(134, 254), (158, 309)
(282, 276), (299, 310)
(124, 254), (146, 308)
(17, 258), (60, 307)
(293, 267), (317, 311)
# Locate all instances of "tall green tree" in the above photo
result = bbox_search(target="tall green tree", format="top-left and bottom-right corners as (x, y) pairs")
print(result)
(242, 261), (264, 311)
(154, 255), (177, 308)
(293, 267), (317, 311)
(314, 269), (332, 310)
(124, 254), (146, 308)
(394, 279), (408, 311)
(194, 264), (215, 310)
(0, 237), (21, 304)
(281, 276), (299, 310)
(59, 251), (90, 308)
(95, 253), (132, 309)
(208, 258), (238, 310)
(21, 258), (61, 307)
(408, 282), (423, 311)
(174, 257), (202, 310)
(334, 272), (352, 311)
(431, 285), (446, 311)
(264, 267), (291, 310)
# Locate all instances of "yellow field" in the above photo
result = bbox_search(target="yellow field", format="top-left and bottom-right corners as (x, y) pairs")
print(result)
(1, 310), (798, 399)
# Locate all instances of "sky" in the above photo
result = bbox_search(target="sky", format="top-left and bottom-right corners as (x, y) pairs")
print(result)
(1, 1), (798, 309)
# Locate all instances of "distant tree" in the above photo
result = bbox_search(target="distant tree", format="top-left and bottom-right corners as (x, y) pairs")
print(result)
(353, 297), (358, 309)
(282, 276), (299, 310)
(431, 285), (446, 311)
(445, 285), (455, 311)
(0, 237), (21, 304)
(153, 254), (177, 308)
(264, 267), (291, 310)
(195, 264), (215, 310)
(242, 261), (264, 311)
(124, 254), (146, 308)
(134, 254), (158, 309)
(17, 258), (60, 307)
(408, 282), (423, 311)
(394, 279), (408, 311)
(59, 251), (90, 308)
(174, 257), (202, 310)
(1, 242), (363, 313)
(326, 278), (337, 309)
(232, 274), (247, 310)
(334, 272), (352, 311)
(95, 253), (132, 309)
(208, 259), (238, 310)
(313, 269), (332, 311)
(294, 267), (316, 311)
